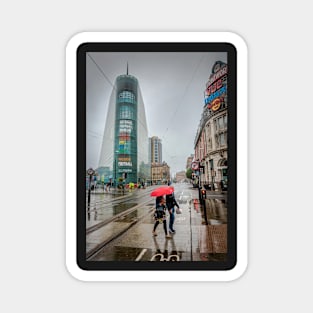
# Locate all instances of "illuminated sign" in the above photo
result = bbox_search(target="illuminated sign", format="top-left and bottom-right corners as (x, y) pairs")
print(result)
(211, 98), (221, 111)
(205, 86), (227, 105)
(205, 76), (226, 97)
(204, 62), (227, 112)
(118, 157), (131, 162)
(118, 169), (132, 173)
(118, 139), (131, 154)
(206, 65), (228, 88)
(119, 134), (130, 141)
(118, 162), (132, 167)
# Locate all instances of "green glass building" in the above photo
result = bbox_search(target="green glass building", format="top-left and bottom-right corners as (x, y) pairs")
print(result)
(98, 73), (150, 185)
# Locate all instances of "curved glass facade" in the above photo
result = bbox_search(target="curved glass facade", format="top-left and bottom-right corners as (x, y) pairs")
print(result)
(98, 74), (150, 184)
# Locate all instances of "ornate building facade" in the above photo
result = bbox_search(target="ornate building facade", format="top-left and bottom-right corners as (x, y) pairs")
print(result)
(194, 61), (228, 191)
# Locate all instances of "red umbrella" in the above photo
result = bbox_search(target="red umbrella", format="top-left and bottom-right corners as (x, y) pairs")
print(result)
(150, 186), (174, 197)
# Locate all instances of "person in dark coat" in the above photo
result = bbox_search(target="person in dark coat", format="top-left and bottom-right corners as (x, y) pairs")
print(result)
(155, 196), (163, 207)
(166, 192), (180, 234)
(152, 197), (171, 238)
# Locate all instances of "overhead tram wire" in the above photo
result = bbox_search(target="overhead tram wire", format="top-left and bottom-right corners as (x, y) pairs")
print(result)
(87, 53), (201, 174)
(87, 55), (150, 171)
(160, 54), (206, 142)
(87, 129), (104, 138)
(87, 54), (148, 129)
(158, 55), (206, 174)
(87, 53), (116, 90)
(87, 53), (116, 166)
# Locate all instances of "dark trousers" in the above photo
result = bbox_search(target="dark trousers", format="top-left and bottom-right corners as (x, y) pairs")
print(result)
(169, 212), (175, 231)
(153, 219), (168, 235)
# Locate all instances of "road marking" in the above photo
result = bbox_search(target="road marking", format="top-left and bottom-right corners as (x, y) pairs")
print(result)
(150, 253), (180, 262)
(135, 248), (147, 261)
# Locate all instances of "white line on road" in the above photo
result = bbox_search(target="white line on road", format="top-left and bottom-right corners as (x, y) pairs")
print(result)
(135, 248), (147, 261)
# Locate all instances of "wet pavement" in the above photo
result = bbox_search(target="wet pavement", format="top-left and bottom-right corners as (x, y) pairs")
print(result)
(86, 183), (228, 262)
(86, 188), (154, 229)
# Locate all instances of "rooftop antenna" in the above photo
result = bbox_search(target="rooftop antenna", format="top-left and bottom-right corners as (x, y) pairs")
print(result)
(126, 62), (129, 75)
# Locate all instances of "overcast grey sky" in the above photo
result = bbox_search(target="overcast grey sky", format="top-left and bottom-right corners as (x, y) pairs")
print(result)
(86, 51), (227, 175)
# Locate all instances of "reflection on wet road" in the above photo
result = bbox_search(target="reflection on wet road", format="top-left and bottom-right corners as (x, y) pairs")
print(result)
(205, 198), (227, 224)
(86, 183), (228, 262)
(86, 188), (154, 229)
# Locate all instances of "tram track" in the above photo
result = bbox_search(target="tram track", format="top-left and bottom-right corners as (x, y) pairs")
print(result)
(86, 188), (153, 213)
(86, 197), (155, 260)
(86, 198), (152, 234)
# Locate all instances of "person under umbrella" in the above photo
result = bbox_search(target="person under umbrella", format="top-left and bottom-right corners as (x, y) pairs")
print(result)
(150, 185), (174, 197)
(152, 196), (171, 239)
(166, 191), (180, 234)
(155, 195), (163, 207)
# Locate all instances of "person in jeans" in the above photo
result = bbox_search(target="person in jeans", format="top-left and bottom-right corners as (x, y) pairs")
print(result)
(152, 197), (171, 238)
(166, 192), (180, 234)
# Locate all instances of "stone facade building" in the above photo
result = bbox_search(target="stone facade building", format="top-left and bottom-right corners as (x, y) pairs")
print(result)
(194, 61), (228, 191)
(151, 161), (170, 185)
(175, 171), (186, 183)
(186, 154), (194, 170)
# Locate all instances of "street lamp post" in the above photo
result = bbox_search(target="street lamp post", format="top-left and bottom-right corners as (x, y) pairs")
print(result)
(211, 169), (215, 191)
(201, 186), (208, 225)
(198, 170), (202, 204)
(87, 168), (95, 212)
(114, 158), (116, 190)
(114, 150), (119, 191)
(196, 166), (208, 225)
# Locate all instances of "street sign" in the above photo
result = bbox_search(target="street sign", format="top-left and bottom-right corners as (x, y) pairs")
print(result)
(191, 162), (199, 171)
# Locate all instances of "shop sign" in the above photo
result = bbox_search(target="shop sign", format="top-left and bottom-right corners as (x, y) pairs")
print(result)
(119, 157), (131, 162)
(206, 65), (228, 88)
(204, 62), (227, 111)
(118, 161), (132, 167)
(118, 169), (132, 173)
(211, 98), (221, 111)
(205, 77), (225, 97)
(205, 86), (227, 105)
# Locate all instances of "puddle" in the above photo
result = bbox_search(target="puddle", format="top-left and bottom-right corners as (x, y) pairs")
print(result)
(205, 198), (227, 224)
(90, 246), (143, 261)
(113, 202), (138, 215)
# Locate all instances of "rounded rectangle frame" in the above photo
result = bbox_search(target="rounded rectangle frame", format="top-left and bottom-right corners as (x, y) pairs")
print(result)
(66, 32), (248, 281)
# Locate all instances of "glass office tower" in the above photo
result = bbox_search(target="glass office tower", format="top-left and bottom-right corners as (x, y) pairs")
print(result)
(98, 74), (150, 185)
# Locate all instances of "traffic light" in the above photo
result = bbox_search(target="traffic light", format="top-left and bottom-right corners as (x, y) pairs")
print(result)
(199, 165), (205, 173)
(201, 189), (206, 199)
(124, 172), (127, 179)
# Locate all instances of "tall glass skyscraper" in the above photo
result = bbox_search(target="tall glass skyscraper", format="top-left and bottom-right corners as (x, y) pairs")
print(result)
(98, 73), (150, 184)
(149, 136), (162, 164)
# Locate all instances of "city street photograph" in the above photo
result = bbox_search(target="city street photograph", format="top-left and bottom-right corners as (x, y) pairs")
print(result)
(80, 46), (232, 269)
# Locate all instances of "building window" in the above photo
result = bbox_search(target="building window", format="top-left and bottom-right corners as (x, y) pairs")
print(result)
(119, 105), (134, 119)
(215, 132), (227, 148)
(220, 132), (225, 146)
(214, 114), (227, 131)
(119, 120), (133, 134)
(223, 115), (227, 128)
(205, 123), (212, 151)
(218, 116), (223, 129)
(118, 91), (135, 104)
